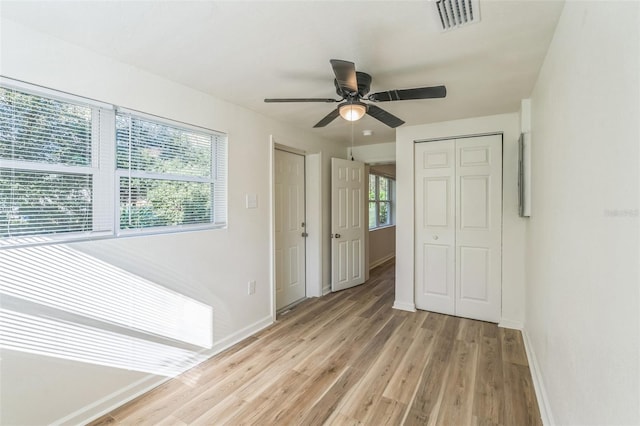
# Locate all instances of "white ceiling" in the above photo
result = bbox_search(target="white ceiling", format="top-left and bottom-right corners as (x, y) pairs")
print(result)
(1, 0), (564, 146)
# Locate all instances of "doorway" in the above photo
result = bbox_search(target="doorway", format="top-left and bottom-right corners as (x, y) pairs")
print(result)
(367, 163), (397, 273)
(274, 148), (306, 310)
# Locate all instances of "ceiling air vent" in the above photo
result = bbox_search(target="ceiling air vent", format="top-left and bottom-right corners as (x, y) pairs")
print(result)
(434, 0), (480, 31)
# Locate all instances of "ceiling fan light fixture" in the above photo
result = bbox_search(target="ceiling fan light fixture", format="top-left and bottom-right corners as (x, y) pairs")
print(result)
(339, 102), (367, 122)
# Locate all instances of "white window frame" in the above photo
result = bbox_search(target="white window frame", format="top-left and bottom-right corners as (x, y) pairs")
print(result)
(0, 79), (114, 247)
(114, 108), (226, 236)
(0, 79), (227, 248)
(369, 173), (395, 230)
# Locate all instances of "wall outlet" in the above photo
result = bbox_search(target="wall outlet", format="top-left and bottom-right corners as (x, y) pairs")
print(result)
(248, 280), (256, 295)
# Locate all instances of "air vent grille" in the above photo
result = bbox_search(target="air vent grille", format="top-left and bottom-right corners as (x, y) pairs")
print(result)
(435, 0), (480, 31)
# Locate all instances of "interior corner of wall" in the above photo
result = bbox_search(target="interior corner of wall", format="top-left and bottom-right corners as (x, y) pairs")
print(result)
(322, 283), (331, 296)
(498, 318), (524, 330)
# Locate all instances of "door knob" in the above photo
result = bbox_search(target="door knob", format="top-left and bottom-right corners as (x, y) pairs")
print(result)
(301, 232), (308, 237)
(433, 235), (439, 240)
(335, 233), (341, 238)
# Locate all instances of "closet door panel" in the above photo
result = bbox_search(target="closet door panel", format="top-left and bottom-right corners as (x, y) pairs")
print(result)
(414, 141), (455, 315)
(455, 135), (502, 323)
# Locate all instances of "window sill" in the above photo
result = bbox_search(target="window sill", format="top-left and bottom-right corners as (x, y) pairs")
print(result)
(0, 224), (226, 250)
(368, 224), (396, 232)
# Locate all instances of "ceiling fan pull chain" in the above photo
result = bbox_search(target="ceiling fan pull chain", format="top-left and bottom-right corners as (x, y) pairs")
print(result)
(351, 120), (355, 161)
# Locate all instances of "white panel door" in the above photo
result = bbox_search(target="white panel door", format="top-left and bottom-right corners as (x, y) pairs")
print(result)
(415, 141), (456, 315)
(414, 135), (502, 323)
(455, 135), (502, 322)
(331, 157), (365, 292)
(275, 149), (306, 310)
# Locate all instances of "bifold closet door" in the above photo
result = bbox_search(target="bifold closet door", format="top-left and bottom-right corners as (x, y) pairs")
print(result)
(414, 140), (456, 315)
(454, 135), (502, 322)
(415, 135), (502, 323)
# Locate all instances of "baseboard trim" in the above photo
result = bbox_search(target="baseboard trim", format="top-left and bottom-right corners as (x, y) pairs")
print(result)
(498, 318), (524, 330)
(322, 284), (331, 296)
(522, 328), (554, 425)
(392, 300), (416, 312)
(61, 315), (274, 426)
(369, 254), (395, 270)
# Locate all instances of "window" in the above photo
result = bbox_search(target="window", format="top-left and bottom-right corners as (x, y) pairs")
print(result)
(0, 86), (101, 240)
(0, 80), (227, 247)
(115, 111), (226, 233)
(369, 174), (394, 229)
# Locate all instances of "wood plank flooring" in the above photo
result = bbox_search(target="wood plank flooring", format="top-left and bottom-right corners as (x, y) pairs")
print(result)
(90, 260), (541, 426)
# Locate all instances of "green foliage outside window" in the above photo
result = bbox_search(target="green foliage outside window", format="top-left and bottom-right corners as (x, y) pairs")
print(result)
(0, 88), (93, 238)
(119, 177), (211, 229)
(116, 114), (214, 230)
(368, 174), (393, 229)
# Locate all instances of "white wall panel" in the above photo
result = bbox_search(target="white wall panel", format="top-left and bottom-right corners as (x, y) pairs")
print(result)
(526, 2), (639, 424)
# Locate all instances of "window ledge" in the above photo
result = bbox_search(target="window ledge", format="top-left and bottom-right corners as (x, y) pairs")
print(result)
(369, 224), (396, 232)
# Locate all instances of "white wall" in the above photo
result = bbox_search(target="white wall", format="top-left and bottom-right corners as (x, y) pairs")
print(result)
(351, 142), (395, 164)
(369, 226), (396, 268)
(395, 113), (526, 324)
(525, 2), (639, 424)
(370, 163), (396, 178)
(0, 19), (346, 425)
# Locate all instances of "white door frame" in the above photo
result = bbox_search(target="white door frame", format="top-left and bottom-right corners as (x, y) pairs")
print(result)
(269, 136), (323, 321)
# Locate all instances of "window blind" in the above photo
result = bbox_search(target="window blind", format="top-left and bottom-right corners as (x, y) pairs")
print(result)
(0, 87), (92, 166)
(115, 113), (212, 177)
(0, 87), (96, 239)
(116, 111), (227, 231)
(1, 80), (227, 245)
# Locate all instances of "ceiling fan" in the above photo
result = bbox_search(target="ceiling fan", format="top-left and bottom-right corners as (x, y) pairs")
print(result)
(264, 59), (447, 129)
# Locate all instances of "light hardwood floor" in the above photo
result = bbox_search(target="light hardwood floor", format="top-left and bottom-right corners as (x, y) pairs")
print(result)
(90, 260), (541, 426)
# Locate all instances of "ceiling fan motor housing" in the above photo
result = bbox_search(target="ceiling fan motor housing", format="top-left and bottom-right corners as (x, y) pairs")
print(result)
(334, 72), (372, 98)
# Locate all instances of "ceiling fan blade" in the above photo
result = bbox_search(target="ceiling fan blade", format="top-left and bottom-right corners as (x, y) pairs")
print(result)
(264, 98), (339, 103)
(368, 85), (447, 102)
(313, 108), (340, 128)
(330, 59), (358, 94)
(366, 104), (405, 128)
